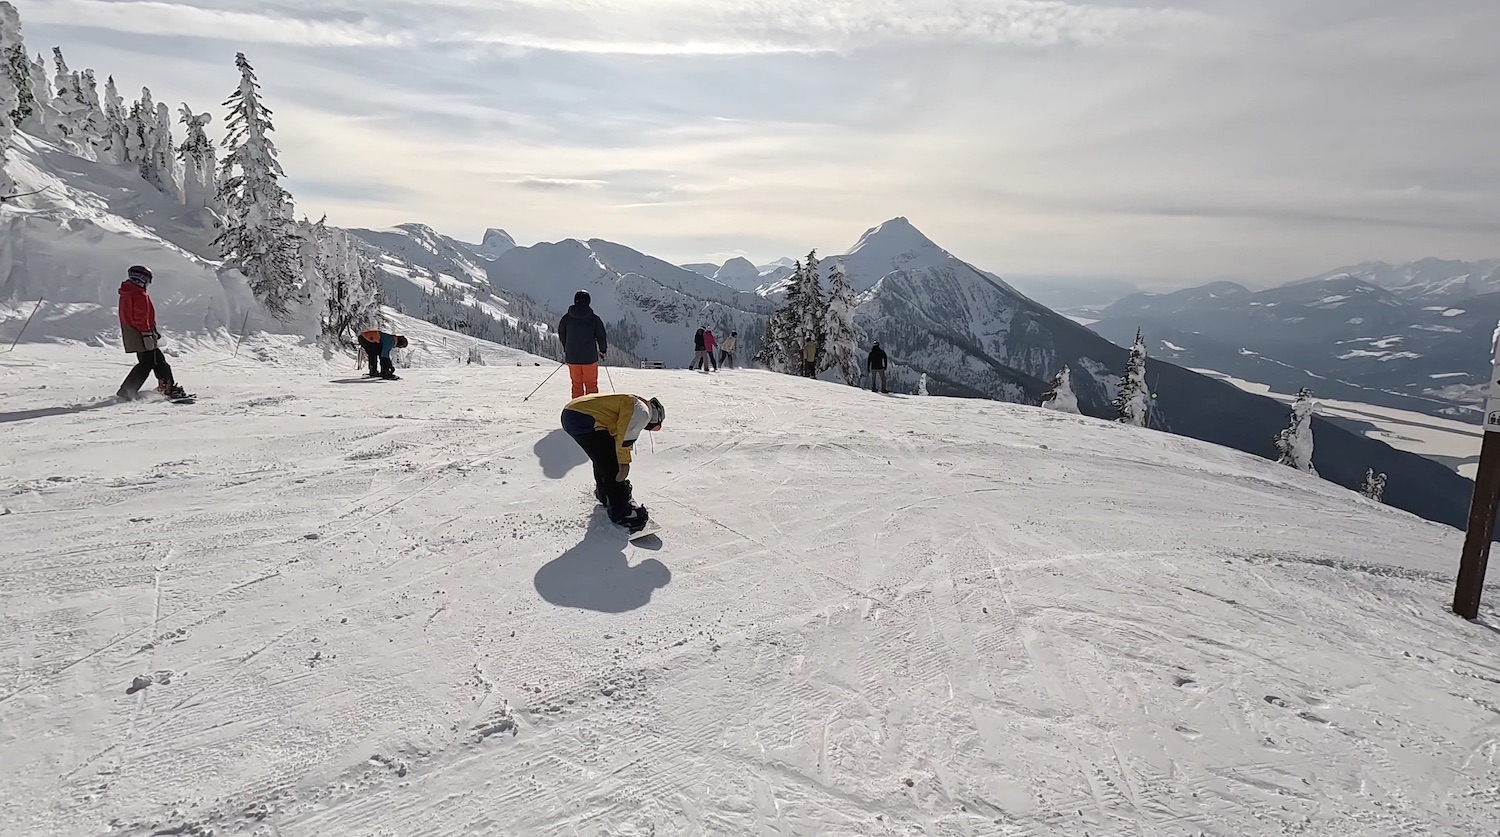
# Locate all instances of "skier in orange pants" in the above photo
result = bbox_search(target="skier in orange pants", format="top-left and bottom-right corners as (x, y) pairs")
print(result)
(557, 289), (608, 398)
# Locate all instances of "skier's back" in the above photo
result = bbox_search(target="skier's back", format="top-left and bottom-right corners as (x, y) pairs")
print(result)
(557, 290), (608, 398)
(867, 342), (890, 393)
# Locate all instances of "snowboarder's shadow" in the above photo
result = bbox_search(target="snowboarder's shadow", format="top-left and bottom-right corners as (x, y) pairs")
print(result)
(533, 428), (588, 479)
(533, 515), (671, 613)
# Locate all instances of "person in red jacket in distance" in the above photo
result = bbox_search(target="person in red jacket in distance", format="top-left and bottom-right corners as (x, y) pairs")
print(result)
(116, 265), (188, 400)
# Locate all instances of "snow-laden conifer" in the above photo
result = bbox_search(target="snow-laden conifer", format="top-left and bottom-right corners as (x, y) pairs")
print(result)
(1042, 365), (1080, 413)
(819, 261), (863, 385)
(1274, 387), (1317, 474)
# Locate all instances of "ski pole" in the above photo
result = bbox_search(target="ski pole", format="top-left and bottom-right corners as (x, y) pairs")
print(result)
(604, 364), (616, 392)
(522, 361), (565, 402)
(231, 310), (251, 357)
(5, 296), (44, 352)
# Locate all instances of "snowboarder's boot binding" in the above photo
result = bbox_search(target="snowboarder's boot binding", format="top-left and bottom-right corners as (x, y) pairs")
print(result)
(593, 485), (607, 506)
(617, 505), (650, 534)
(156, 381), (188, 399)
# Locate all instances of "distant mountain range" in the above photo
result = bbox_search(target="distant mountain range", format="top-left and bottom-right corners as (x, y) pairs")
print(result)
(1089, 259), (1500, 420)
(343, 214), (1474, 531)
(0, 124), (1475, 531)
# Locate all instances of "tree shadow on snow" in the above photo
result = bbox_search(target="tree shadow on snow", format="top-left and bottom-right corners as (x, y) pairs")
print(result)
(533, 428), (587, 479)
(533, 514), (671, 613)
(0, 399), (120, 425)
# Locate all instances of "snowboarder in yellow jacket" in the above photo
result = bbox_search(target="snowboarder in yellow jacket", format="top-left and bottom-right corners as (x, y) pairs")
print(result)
(560, 392), (665, 532)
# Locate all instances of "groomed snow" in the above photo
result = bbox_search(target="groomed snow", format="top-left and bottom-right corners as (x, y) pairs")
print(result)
(2, 345), (1498, 836)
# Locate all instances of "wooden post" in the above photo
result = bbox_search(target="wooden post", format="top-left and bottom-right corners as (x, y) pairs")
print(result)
(1454, 323), (1500, 619)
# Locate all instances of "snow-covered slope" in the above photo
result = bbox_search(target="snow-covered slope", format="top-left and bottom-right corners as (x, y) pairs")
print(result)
(0, 134), (273, 347)
(2, 347), (1496, 836)
(487, 238), (773, 365)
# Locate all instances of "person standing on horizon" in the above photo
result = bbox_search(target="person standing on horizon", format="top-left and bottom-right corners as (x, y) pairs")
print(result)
(558, 289), (608, 399)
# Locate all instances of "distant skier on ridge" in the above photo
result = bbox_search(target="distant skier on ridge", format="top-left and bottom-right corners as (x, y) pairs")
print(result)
(115, 265), (189, 401)
(867, 341), (890, 393)
(557, 289), (608, 398)
(560, 392), (665, 534)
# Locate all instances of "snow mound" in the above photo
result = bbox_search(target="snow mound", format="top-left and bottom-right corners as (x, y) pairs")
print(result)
(0, 134), (272, 348)
(2, 353), (1495, 836)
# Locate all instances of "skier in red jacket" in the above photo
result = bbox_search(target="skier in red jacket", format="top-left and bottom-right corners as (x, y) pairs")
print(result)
(116, 265), (188, 400)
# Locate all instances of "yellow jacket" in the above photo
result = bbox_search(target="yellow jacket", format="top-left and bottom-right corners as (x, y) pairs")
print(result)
(565, 393), (652, 464)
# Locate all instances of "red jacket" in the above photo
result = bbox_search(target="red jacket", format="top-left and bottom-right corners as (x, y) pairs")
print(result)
(119, 281), (156, 338)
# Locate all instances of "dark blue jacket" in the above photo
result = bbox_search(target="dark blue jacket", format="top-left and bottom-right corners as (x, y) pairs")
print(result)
(558, 303), (607, 365)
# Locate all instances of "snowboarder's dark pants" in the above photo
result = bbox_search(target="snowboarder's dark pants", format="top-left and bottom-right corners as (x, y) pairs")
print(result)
(360, 338), (394, 377)
(871, 368), (888, 392)
(561, 409), (634, 520)
(121, 349), (173, 396)
(801, 360), (816, 377)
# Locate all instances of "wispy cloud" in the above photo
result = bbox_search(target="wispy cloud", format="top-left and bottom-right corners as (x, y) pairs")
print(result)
(25, 0), (1207, 53)
(18, 0), (1500, 286)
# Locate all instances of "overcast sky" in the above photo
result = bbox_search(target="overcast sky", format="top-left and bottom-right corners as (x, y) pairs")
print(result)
(18, 0), (1500, 288)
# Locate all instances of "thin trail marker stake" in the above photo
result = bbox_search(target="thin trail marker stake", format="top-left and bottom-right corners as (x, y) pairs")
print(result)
(231, 310), (251, 357)
(5, 297), (44, 352)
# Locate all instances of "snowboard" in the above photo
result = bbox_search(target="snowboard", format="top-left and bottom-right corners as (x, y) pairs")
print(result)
(627, 520), (662, 541)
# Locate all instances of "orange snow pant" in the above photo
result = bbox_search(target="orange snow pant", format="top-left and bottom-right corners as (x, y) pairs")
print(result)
(568, 362), (600, 398)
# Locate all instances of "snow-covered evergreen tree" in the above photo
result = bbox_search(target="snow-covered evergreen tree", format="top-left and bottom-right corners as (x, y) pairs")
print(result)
(1274, 387), (1317, 474)
(150, 101), (179, 200)
(0, 3), (34, 130)
(1361, 468), (1387, 503)
(818, 261), (863, 385)
(75, 69), (105, 152)
(1042, 365), (1081, 413)
(49, 47), (84, 140)
(1113, 328), (1150, 427)
(101, 76), (127, 163)
(797, 249), (825, 347)
(0, 38), (13, 197)
(177, 103), (215, 208)
(124, 97), (147, 167)
(27, 51), (51, 135)
(756, 258), (808, 374)
(214, 52), (300, 319)
(314, 221), (383, 343)
(917, 373), (928, 396)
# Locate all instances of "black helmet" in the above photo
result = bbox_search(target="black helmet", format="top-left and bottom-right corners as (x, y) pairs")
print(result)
(574, 289), (590, 305)
(127, 265), (153, 284)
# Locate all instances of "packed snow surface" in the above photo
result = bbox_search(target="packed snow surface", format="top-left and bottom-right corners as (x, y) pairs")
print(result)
(2, 345), (1498, 837)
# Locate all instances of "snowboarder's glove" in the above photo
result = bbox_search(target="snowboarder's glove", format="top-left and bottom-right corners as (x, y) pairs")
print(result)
(616, 464), (630, 481)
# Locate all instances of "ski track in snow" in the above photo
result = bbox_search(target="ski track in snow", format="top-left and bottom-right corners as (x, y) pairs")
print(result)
(1, 347), (1498, 836)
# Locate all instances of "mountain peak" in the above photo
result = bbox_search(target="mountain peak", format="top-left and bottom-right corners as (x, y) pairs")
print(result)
(477, 228), (517, 257)
(851, 216), (935, 249)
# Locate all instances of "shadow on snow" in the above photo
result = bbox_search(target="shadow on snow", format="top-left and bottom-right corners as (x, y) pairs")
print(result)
(533, 427), (588, 479)
(0, 398), (120, 424)
(533, 514), (671, 613)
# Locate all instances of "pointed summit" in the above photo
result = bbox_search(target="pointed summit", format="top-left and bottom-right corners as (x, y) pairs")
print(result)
(837, 217), (953, 293)
(477, 228), (516, 258)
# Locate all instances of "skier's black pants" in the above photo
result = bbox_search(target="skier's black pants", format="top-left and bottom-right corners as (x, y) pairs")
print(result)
(561, 409), (633, 519)
(360, 338), (394, 376)
(121, 349), (173, 396)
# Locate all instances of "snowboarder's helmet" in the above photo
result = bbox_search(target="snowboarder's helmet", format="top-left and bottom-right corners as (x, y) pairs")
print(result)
(646, 397), (665, 431)
(574, 290), (590, 305)
(127, 265), (153, 284)
(395, 335), (408, 348)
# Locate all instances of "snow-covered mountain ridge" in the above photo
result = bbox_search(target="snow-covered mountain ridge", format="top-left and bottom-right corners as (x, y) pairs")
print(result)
(2, 344), (1495, 836)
